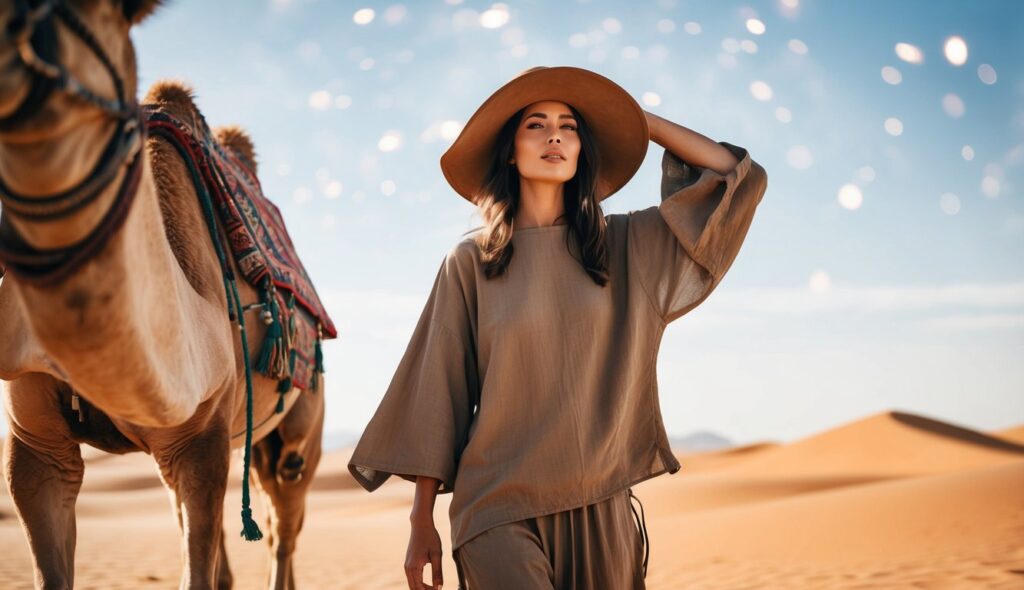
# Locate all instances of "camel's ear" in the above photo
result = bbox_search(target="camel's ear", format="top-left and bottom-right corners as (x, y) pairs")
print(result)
(121, 0), (164, 25)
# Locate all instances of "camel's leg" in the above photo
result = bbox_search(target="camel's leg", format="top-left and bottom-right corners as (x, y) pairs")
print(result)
(164, 492), (233, 589)
(251, 386), (325, 590)
(155, 421), (231, 590)
(3, 374), (84, 589)
(215, 531), (234, 590)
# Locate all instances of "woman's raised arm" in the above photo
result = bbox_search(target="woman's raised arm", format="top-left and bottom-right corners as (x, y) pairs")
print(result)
(624, 110), (768, 323)
(644, 110), (739, 174)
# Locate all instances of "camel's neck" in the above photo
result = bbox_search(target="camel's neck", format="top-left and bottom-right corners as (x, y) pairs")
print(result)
(1, 115), (238, 428)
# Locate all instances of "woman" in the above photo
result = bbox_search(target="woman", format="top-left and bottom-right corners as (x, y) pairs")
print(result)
(348, 66), (768, 589)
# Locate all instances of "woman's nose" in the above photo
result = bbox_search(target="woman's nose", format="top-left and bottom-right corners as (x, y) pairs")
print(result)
(547, 136), (561, 144)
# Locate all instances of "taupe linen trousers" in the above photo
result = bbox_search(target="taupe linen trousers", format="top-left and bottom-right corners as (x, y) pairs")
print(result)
(455, 490), (648, 590)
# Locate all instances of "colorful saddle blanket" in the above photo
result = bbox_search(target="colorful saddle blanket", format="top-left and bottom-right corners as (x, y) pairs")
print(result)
(143, 104), (336, 391)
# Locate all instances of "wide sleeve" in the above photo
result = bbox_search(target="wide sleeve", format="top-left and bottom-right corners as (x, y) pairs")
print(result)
(347, 252), (479, 494)
(627, 141), (768, 323)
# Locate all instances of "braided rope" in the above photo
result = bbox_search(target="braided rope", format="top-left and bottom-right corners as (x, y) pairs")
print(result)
(149, 124), (263, 541)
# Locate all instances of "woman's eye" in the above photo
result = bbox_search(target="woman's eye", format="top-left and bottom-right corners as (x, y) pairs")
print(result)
(527, 123), (543, 129)
(562, 125), (578, 131)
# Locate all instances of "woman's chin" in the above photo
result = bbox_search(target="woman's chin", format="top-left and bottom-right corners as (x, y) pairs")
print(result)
(520, 169), (576, 185)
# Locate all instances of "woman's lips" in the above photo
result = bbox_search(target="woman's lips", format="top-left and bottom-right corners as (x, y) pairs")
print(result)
(541, 150), (566, 162)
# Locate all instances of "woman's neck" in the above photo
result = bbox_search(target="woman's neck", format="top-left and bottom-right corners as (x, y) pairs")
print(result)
(516, 179), (566, 229)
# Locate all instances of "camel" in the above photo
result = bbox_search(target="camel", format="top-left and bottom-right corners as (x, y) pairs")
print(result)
(0, 1), (332, 588)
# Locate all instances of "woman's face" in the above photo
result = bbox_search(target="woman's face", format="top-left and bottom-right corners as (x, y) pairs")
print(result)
(512, 100), (582, 186)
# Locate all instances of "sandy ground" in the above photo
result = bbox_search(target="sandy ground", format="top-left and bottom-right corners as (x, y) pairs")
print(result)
(1, 410), (1022, 589)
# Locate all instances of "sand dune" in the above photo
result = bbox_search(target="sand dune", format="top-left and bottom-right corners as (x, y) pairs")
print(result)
(1, 411), (1022, 589)
(711, 410), (1024, 478)
(992, 424), (1024, 445)
(639, 460), (1024, 589)
(674, 441), (780, 471)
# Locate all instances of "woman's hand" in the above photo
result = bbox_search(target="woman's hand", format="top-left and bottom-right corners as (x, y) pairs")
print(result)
(406, 476), (444, 590)
(405, 517), (444, 590)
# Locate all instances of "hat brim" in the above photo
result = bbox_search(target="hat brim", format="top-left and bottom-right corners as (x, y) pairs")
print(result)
(441, 66), (649, 204)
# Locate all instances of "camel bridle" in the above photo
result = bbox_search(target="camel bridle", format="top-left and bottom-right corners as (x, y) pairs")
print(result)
(0, 0), (145, 286)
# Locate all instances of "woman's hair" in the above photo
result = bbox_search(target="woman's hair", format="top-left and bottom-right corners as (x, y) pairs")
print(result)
(472, 106), (609, 286)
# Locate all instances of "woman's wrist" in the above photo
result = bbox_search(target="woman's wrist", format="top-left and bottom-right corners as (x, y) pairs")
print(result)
(410, 507), (435, 526)
(410, 475), (439, 525)
(644, 110), (664, 144)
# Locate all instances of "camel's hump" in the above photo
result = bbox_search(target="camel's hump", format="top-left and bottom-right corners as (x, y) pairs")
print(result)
(143, 79), (200, 123)
(213, 125), (258, 176)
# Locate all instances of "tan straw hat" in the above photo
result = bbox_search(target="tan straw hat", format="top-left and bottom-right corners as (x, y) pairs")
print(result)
(440, 66), (649, 204)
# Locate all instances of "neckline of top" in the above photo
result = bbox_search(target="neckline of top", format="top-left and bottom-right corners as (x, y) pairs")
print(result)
(513, 223), (568, 235)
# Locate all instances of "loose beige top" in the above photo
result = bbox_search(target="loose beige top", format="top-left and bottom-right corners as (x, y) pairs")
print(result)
(349, 142), (768, 551)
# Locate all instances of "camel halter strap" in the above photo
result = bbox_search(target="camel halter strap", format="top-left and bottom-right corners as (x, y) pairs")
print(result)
(0, 0), (144, 285)
(0, 0), (136, 129)
(146, 121), (265, 542)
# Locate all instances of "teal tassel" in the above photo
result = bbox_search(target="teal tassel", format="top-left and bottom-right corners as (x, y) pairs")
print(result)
(315, 335), (324, 374)
(240, 507), (263, 541)
(311, 323), (325, 391)
(277, 376), (292, 394)
(254, 317), (281, 374)
(276, 375), (292, 413)
(255, 286), (286, 378)
(276, 342), (297, 413)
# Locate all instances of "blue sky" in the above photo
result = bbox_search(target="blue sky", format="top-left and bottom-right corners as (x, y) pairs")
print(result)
(8, 0), (1024, 444)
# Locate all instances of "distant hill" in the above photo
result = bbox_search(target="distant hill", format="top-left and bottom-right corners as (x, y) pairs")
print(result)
(669, 430), (735, 453)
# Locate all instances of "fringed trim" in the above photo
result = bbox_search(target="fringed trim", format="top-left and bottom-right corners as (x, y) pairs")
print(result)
(274, 295), (298, 412)
(310, 322), (325, 391)
(255, 280), (288, 379)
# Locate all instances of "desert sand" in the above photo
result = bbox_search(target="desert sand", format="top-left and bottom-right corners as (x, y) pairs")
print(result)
(1, 410), (1022, 589)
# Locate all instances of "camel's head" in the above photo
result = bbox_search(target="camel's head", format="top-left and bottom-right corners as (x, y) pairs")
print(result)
(0, 0), (163, 139)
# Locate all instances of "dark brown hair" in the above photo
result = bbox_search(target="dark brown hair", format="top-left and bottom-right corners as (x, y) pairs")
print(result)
(472, 106), (609, 286)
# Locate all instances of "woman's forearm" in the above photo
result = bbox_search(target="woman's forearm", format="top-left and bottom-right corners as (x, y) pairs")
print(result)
(411, 476), (441, 524)
(644, 111), (739, 175)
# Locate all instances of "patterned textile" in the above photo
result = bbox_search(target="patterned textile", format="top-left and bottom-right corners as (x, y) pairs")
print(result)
(144, 105), (336, 391)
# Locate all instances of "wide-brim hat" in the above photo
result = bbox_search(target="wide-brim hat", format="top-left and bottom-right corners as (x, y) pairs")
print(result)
(441, 66), (649, 204)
